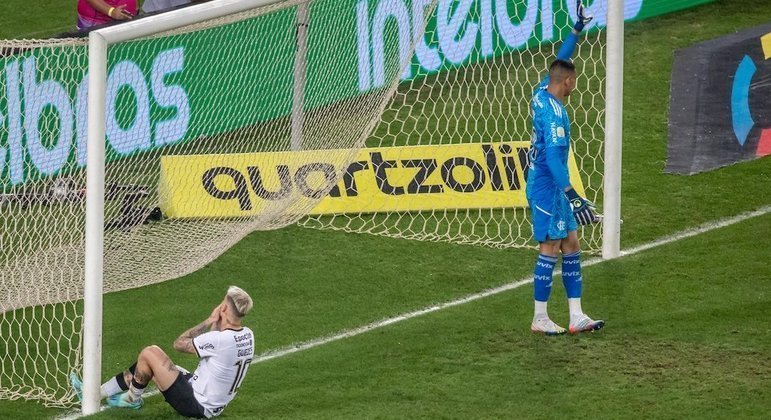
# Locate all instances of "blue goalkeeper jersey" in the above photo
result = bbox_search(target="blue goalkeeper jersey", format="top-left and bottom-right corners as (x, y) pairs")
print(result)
(526, 76), (572, 201)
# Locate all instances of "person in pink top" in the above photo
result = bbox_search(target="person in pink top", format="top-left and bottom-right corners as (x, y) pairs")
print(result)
(77, 0), (137, 30)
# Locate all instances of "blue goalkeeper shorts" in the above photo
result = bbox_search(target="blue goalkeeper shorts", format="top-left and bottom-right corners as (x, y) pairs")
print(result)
(528, 189), (577, 243)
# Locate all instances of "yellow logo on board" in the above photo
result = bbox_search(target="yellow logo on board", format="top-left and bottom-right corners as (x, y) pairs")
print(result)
(158, 142), (586, 218)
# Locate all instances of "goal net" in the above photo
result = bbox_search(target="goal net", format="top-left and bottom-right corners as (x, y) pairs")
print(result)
(0, 0), (432, 407)
(301, 0), (607, 251)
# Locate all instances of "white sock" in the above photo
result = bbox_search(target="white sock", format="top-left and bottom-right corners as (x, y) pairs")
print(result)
(568, 298), (584, 322)
(128, 382), (146, 402)
(534, 300), (548, 319)
(100, 377), (122, 398)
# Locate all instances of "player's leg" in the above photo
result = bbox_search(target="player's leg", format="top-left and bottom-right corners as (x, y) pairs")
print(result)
(69, 363), (136, 401)
(160, 372), (207, 418)
(109, 345), (181, 409)
(103, 363), (136, 398)
(531, 238), (565, 335)
(560, 231), (585, 318)
(131, 345), (181, 395)
(529, 196), (566, 335)
(560, 230), (605, 334)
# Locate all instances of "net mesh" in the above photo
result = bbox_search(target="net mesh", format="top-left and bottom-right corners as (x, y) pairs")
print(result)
(0, 0), (608, 408)
(0, 0), (429, 407)
(302, 0), (606, 250)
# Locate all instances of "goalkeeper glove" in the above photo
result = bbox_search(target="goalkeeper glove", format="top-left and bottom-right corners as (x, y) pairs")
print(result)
(566, 188), (598, 225)
(574, 1), (593, 32)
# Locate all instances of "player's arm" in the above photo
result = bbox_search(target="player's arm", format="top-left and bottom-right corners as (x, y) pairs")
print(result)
(535, 100), (572, 190)
(555, 1), (593, 61)
(85, 0), (133, 20)
(541, 116), (597, 226)
(544, 136), (572, 193)
(565, 186), (597, 225)
(173, 320), (210, 354)
(545, 146), (597, 225)
(537, 2), (592, 90)
(173, 306), (221, 354)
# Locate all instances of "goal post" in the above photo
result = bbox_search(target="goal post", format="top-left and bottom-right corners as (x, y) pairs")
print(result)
(301, 1), (622, 253)
(1, 0), (432, 411)
(84, 0), (401, 413)
(83, 2), (624, 409)
(83, 29), (106, 416)
(603, 0), (624, 259)
(0, 0), (621, 412)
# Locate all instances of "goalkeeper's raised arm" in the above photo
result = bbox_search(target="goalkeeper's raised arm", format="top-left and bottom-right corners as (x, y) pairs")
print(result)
(557, 0), (593, 60)
(534, 0), (593, 92)
(524, 1), (604, 337)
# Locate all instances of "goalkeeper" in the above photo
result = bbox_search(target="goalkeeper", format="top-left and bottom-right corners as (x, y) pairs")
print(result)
(527, 1), (604, 335)
(71, 286), (255, 418)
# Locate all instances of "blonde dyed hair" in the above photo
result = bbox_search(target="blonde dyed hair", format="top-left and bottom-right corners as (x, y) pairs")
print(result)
(226, 286), (253, 318)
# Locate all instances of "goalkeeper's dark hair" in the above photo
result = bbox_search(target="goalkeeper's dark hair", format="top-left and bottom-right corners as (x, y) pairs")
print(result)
(549, 59), (576, 83)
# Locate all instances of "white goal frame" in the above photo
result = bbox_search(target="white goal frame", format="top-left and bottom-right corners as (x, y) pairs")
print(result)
(83, 0), (623, 415)
(84, 0), (288, 414)
(603, 0), (624, 260)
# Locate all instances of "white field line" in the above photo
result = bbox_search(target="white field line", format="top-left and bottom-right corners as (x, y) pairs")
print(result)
(253, 205), (771, 363)
(58, 205), (771, 419)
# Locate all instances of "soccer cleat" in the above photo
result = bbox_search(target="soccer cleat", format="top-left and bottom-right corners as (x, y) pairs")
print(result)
(531, 317), (567, 336)
(569, 315), (605, 334)
(107, 391), (143, 410)
(69, 372), (83, 402)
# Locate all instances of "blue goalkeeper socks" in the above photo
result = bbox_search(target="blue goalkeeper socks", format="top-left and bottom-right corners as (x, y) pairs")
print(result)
(534, 254), (558, 305)
(562, 251), (582, 298)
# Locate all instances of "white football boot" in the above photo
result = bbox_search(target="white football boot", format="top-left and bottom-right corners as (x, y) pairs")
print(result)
(531, 317), (567, 336)
(569, 314), (605, 334)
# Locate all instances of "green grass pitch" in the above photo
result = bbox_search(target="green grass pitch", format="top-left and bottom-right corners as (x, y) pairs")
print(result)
(1, 0), (770, 418)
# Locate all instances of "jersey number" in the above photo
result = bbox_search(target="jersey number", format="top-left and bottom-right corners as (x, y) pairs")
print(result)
(229, 358), (251, 394)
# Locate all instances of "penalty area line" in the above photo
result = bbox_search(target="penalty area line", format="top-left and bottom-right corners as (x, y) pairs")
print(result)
(57, 205), (770, 419)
